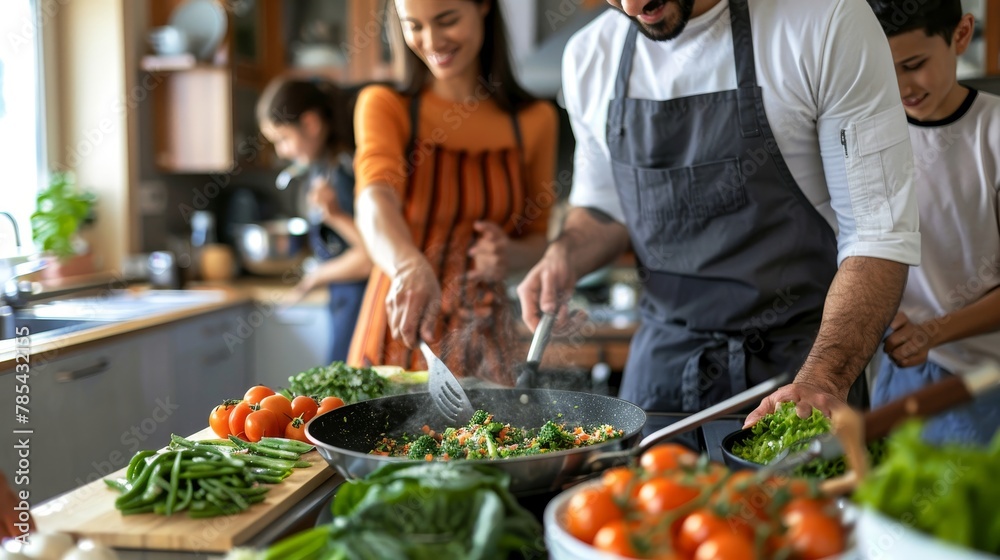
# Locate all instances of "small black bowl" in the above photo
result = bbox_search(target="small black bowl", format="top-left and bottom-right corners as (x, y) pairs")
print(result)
(720, 427), (767, 471)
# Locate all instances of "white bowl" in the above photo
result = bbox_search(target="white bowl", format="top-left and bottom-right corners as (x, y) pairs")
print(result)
(854, 507), (998, 560)
(545, 479), (861, 560)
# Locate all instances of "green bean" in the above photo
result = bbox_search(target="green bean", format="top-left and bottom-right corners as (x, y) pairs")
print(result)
(251, 474), (287, 485)
(153, 476), (172, 493)
(238, 454), (298, 471)
(259, 437), (314, 454)
(174, 479), (194, 512)
(247, 466), (290, 478)
(125, 450), (157, 480)
(164, 451), (183, 515)
(178, 468), (242, 479)
(115, 453), (171, 507)
(120, 503), (156, 516)
(104, 478), (128, 492)
(203, 478), (249, 510)
(248, 443), (301, 461)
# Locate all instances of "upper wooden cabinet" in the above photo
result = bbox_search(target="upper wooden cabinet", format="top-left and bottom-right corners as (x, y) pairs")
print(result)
(142, 0), (394, 174)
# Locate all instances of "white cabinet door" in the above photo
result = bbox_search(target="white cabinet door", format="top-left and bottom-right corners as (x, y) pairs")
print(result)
(252, 304), (330, 391)
(169, 306), (251, 436)
(0, 338), (146, 503)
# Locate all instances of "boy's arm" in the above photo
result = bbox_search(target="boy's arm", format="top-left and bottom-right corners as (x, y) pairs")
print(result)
(885, 287), (1000, 368)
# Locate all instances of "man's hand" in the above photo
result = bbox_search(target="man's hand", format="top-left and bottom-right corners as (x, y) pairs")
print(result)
(385, 258), (442, 348)
(516, 243), (577, 332)
(884, 311), (936, 368)
(467, 221), (510, 283)
(743, 380), (849, 428)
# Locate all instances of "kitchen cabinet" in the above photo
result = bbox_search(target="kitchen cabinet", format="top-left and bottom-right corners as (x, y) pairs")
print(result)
(168, 305), (253, 435)
(252, 303), (330, 391)
(0, 337), (150, 503)
(142, 0), (393, 174)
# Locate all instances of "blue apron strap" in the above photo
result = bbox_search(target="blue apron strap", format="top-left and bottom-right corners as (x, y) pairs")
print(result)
(681, 351), (702, 412)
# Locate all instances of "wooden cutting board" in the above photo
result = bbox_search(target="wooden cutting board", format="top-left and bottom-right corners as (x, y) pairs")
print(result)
(32, 428), (335, 552)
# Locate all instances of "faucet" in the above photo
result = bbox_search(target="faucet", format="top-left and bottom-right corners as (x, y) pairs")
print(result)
(0, 211), (21, 251)
(0, 211), (48, 314)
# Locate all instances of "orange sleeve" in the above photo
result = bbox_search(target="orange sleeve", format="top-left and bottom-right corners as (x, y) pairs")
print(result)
(353, 85), (411, 196)
(517, 101), (559, 237)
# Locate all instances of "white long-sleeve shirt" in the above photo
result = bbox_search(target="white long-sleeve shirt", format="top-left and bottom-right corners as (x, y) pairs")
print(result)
(563, 0), (921, 267)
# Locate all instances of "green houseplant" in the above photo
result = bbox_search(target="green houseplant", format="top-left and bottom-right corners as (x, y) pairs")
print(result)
(30, 172), (96, 260)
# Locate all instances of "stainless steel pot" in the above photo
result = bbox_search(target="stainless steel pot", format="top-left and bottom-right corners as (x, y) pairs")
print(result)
(232, 218), (309, 276)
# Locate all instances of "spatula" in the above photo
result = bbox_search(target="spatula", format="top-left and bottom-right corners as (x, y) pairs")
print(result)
(420, 341), (476, 425)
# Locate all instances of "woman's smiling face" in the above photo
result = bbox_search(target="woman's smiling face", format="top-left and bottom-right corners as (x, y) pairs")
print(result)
(395, 0), (489, 85)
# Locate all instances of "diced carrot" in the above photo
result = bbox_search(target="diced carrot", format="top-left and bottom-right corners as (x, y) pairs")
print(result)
(579, 434), (590, 442)
(425, 453), (434, 461)
(458, 434), (469, 445)
(574, 426), (585, 435)
(421, 425), (431, 434)
(372, 451), (390, 456)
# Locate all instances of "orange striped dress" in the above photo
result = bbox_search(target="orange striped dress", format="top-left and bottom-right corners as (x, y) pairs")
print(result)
(347, 85), (557, 381)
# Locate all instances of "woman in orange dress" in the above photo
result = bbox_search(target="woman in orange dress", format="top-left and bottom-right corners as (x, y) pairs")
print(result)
(348, 0), (557, 381)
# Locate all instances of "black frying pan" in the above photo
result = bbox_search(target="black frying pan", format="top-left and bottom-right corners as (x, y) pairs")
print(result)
(306, 388), (647, 496)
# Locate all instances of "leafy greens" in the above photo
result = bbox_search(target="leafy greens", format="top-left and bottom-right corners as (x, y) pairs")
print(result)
(280, 361), (396, 404)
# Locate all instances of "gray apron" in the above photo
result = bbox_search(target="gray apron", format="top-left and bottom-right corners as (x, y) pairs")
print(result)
(609, 0), (840, 412)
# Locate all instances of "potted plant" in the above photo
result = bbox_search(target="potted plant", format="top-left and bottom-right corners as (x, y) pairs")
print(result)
(30, 171), (97, 278)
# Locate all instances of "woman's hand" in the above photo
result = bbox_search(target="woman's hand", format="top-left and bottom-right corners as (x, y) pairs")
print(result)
(467, 221), (510, 283)
(386, 258), (442, 348)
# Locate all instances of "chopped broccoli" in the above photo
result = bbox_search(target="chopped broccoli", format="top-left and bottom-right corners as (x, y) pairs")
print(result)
(439, 438), (465, 459)
(537, 421), (576, 450)
(469, 410), (490, 427)
(502, 426), (526, 445)
(407, 435), (440, 460)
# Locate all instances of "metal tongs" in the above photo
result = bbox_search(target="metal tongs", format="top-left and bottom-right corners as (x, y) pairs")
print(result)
(759, 361), (1000, 480)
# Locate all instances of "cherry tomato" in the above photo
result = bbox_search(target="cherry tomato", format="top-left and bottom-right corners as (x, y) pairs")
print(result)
(694, 533), (755, 560)
(592, 519), (638, 557)
(291, 395), (319, 423)
(564, 487), (623, 544)
(678, 508), (750, 556)
(783, 508), (845, 560)
(636, 477), (700, 516)
(228, 401), (255, 438)
(317, 396), (345, 415)
(244, 409), (281, 442)
(209, 399), (240, 438)
(260, 394), (294, 427)
(601, 467), (640, 503)
(639, 443), (697, 473)
(285, 416), (309, 443)
(244, 385), (275, 406)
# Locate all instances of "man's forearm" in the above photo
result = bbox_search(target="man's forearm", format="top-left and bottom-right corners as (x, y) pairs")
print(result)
(797, 256), (908, 396)
(553, 207), (631, 278)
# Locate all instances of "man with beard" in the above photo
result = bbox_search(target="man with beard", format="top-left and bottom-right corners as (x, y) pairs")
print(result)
(517, 0), (921, 423)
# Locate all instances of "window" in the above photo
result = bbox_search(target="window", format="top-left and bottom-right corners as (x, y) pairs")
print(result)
(0, 0), (46, 255)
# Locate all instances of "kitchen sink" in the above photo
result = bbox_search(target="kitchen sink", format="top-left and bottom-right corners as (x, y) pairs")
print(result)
(11, 315), (119, 338)
(1, 290), (228, 341)
(24, 289), (227, 321)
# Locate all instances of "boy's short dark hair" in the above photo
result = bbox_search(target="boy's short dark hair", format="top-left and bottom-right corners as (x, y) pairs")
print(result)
(867, 0), (963, 42)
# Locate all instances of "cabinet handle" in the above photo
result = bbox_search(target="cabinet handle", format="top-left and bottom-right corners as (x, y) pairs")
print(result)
(55, 358), (110, 383)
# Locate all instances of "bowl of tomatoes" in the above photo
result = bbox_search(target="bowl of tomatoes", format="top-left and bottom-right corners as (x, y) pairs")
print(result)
(544, 443), (851, 560)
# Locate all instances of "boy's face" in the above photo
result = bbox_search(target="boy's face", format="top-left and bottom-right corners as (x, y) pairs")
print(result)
(887, 16), (973, 122)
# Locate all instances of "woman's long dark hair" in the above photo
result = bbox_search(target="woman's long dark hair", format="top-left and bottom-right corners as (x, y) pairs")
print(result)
(256, 77), (358, 152)
(387, 0), (536, 112)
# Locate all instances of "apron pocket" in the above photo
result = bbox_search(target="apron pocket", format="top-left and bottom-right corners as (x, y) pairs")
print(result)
(613, 158), (746, 268)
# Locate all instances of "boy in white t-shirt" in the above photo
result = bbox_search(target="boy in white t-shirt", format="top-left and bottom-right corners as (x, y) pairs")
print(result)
(867, 0), (1000, 444)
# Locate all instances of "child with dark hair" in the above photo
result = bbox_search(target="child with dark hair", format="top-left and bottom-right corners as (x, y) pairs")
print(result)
(257, 77), (372, 363)
(867, 0), (1000, 444)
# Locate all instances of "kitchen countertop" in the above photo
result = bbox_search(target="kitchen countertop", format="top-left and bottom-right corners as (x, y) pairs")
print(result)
(0, 277), (330, 372)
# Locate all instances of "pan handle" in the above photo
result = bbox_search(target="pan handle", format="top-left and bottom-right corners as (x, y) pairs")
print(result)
(580, 374), (789, 475)
(635, 374), (789, 454)
(516, 312), (555, 389)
